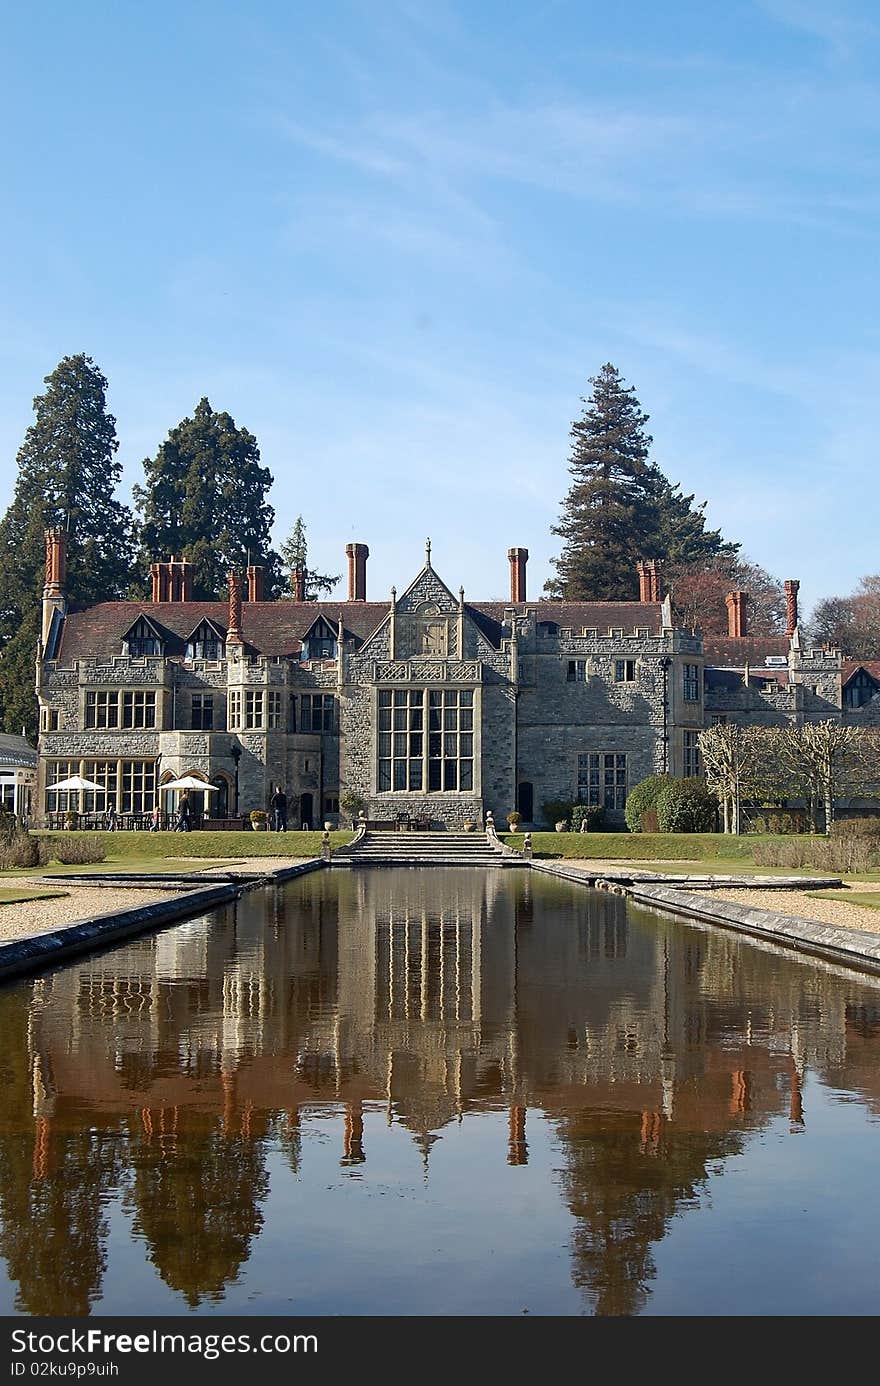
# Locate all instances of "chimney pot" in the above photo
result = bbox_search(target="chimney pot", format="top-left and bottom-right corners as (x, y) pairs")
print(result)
(725, 590), (748, 639)
(637, 558), (661, 603)
(345, 543), (369, 601)
(508, 547), (528, 603)
(227, 571), (243, 639)
(784, 579), (800, 637)
(246, 565), (265, 602)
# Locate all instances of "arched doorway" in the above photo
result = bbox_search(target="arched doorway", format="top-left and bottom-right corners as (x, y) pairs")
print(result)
(211, 776), (229, 819)
(517, 782), (534, 823)
(300, 792), (314, 830)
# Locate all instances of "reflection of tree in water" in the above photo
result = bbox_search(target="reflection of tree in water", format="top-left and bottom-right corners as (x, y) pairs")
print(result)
(557, 1111), (744, 1316)
(0, 990), (124, 1315)
(126, 1119), (269, 1308)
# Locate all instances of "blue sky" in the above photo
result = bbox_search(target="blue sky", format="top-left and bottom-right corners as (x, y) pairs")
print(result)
(2, 0), (878, 617)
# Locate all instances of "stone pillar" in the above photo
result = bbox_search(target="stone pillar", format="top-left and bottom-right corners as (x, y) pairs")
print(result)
(508, 547), (528, 603)
(725, 590), (748, 638)
(246, 565), (265, 601)
(346, 543), (369, 601)
(785, 579), (800, 637)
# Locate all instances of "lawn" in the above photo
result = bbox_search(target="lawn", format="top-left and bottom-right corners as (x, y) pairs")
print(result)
(501, 831), (785, 861)
(0, 887), (67, 904)
(33, 829), (352, 861)
(814, 890), (880, 910)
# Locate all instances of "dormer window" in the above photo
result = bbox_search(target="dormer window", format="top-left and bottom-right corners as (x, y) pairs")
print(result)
(301, 616), (337, 662)
(186, 620), (225, 662)
(123, 616), (163, 657)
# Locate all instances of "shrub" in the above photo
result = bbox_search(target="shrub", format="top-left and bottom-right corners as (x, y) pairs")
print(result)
(51, 835), (107, 865)
(831, 818), (880, 839)
(340, 790), (367, 823)
(0, 832), (41, 869)
(624, 775), (670, 833)
(250, 810), (268, 831)
(655, 778), (718, 833)
(540, 800), (573, 828)
(506, 810), (522, 829)
(753, 831), (880, 874)
(570, 804), (605, 832)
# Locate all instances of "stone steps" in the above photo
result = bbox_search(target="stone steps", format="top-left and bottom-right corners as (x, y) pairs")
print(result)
(335, 831), (521, 868)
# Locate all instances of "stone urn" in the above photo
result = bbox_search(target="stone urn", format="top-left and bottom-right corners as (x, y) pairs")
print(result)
(555, 820), (568, 833)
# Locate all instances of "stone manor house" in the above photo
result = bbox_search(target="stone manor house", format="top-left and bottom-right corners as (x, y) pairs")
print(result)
(33, 529), (878, 829)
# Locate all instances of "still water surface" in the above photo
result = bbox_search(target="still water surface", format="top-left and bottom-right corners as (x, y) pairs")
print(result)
(2, 867), (880, 1316)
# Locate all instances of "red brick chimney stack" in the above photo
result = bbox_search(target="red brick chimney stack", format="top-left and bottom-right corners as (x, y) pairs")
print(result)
(44, 527), (67, 597)
(292, 567), (307, 602)
(246, 565), (265, 602)
(346, 543), (369, 601)
(785, 579), (800, 636)
(726, 590), (748, 638)
(227, 571), (243, 640)
(508, 547), (528, 603)
(636, 558), (661, 603)
(150, 558), (193, 602)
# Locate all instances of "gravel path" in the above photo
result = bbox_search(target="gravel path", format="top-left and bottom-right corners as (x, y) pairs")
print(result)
(712, 886), (880, 935)
(0, 881), (183, 942)
(0, 856), (318, 945)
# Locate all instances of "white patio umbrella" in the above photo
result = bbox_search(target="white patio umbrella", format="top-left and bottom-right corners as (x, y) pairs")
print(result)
(50, 775), (105, 792)
(162, 776), (219, 792)
(49, 774), (106, 815)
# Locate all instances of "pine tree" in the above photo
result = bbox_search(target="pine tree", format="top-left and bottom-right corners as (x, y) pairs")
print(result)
(546, 364), (737, 600)
(0, 354), (135, 737)
(279, 515), (340, 599)
(134, 398), (281, 599)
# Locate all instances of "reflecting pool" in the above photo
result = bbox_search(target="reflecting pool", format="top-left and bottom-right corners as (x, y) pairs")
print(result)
(2, 866), (880, 1316)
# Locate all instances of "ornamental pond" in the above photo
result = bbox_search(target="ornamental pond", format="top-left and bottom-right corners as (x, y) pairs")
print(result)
(2, 866), (880, 1317)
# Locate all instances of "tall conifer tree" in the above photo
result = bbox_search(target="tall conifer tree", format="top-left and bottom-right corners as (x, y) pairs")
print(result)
(134, 398), (280, 599)
(0, 354), (135, 737)
(547, 364), (736, 600)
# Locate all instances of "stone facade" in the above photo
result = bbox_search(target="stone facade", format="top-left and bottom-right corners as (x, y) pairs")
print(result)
(34, 538), (862, 829)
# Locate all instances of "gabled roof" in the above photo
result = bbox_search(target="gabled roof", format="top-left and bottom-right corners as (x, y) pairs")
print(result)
(57, 601), (390, 661)
(122, 612), (166, 642)
(842, 661), (880, 687)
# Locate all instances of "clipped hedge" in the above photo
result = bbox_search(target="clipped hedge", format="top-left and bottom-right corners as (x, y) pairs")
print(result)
(624, 775), (670, 833)
(655, 777), (718, 833)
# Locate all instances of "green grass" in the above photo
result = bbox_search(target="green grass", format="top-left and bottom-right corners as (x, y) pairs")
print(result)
(814, 890), (880, 910)
(501, 831), (793, 861)
(33, 829), (352, 861)
(0, 887), (67, 904)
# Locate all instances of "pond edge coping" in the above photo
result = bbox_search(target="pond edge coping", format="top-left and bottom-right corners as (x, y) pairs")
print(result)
(0, 858), (325, 983)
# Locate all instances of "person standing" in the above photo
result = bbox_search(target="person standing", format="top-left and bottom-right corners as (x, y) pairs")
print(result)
(106, 802), (118, 831)
(270, 786), (288, 832)
(177, 791), (192, 832)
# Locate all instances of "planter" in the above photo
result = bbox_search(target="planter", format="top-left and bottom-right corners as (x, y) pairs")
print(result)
(555, 821), (568, 833)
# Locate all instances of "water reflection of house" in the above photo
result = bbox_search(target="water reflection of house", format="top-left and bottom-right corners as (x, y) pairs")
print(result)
(5, 869), (880, 1315)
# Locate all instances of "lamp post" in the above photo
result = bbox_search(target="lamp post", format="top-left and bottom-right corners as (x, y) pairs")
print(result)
(659, 657), (672, 774)
(230, 744), (241, 818)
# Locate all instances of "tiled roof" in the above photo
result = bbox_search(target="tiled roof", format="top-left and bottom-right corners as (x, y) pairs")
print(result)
(701, 635), (791, 667)
(0, 734), (37, 767)
(56, 597), (665, 661)
(57, 601), (389, 661)
(472, 600), (664, 636)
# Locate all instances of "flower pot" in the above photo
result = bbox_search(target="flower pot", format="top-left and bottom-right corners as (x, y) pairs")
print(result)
(555, 821), (568, 833)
